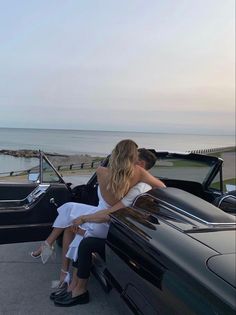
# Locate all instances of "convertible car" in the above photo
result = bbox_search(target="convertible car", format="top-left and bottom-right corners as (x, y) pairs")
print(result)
(0, 150), (235, 314)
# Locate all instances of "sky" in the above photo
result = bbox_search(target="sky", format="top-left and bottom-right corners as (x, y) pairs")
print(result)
(0, 0), (235, 135)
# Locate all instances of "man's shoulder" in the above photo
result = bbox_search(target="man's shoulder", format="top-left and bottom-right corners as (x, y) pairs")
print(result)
(134, 182), (152, 189)
(129, 182), (152, 194)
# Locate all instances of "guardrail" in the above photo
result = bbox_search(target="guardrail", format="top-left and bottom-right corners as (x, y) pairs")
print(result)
(0, 159), (104, 178)
(56, 160), (103, 171)
(0, 169), (30, 177)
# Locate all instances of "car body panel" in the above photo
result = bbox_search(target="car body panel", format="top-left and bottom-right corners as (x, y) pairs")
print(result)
(105, 221), (235, 314)
(207, 254), (236, 288)
(105, 188), (236, 314)
(190, 230), (236, 254)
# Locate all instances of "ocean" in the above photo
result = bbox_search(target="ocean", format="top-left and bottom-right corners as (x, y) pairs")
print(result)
(0, 127), (235, 174)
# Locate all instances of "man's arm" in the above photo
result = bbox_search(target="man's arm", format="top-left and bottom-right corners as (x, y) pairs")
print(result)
(139, 166), (166, 188)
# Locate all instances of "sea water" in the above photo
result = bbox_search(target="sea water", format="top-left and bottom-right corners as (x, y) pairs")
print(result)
(0, 128), (235, 173)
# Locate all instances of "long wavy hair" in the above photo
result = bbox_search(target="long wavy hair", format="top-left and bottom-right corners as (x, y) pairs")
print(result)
(107, 139), (138, 200)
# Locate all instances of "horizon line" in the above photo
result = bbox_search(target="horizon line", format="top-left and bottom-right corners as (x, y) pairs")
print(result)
(0, 126), (235, 137)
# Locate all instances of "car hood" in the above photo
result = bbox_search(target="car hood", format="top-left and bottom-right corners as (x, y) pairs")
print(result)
(189, 229), (236, 254)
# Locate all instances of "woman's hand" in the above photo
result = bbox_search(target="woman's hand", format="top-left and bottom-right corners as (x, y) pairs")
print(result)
(70, 224), (86, 236)
(73, 216), (85, 226)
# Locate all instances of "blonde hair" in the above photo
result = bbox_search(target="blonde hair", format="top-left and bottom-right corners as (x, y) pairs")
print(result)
(107, 139), (138, 200)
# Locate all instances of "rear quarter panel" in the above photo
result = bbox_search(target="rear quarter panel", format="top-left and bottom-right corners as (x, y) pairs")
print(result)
(106, 212), (236, 315)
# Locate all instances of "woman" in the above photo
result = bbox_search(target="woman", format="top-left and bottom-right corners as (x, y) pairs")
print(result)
(31, 140), (165, 283)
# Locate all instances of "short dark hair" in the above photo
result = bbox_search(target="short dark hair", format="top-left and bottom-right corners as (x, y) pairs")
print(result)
(138, 148), (157, 170)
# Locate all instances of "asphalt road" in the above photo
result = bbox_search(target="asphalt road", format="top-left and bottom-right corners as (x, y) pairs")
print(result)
(0, 241), (120, 315)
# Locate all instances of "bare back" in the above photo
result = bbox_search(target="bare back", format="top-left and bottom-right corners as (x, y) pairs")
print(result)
(97, 165), (165, 206)
(96, 167), (119, 205)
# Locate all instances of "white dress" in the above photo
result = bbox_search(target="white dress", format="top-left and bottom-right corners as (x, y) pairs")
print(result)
(65, 187), (111, 261)
(53, 186), (110, 229)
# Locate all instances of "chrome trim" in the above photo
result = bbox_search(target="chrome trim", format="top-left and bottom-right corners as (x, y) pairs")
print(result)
(218, 194), (236, 208)
(0, 184), (50, 212)
(0, 222), (52, 229)
(136, 193), (236, 226)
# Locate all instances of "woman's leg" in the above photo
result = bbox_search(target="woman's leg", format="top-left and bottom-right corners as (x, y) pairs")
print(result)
(31, 227), (64, 257)
(32, 201), (85, 257)
(58, 227), (75, 283)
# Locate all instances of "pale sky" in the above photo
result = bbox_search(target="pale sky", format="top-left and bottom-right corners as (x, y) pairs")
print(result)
(0, 0), (235, 135)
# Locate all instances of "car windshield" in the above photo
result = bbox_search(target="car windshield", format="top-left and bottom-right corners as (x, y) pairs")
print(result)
(150, 157), (216, 184)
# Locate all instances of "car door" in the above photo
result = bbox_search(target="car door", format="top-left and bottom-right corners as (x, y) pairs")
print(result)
(105, 209), (166, 315)
(0, 152), (72, 244)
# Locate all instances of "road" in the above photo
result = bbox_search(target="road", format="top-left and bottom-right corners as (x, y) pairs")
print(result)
(0, 241), (120, 315)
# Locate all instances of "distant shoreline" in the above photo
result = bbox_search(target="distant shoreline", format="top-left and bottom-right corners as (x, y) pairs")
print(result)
(0, 149), (104, 171)
(0, 149), (68, 158)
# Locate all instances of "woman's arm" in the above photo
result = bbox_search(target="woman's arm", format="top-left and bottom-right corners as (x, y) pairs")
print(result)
(73, 200), (125, 225)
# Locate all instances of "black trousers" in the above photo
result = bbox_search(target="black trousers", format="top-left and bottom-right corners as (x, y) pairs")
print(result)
(72, 237), (106, 279)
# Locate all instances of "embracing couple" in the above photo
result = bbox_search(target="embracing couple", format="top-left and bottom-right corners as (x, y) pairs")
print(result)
(31, 139), (166, 307)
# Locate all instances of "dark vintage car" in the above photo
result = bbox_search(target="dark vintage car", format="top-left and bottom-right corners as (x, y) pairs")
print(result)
(99, 188), (236, 315)
(0, 150), (235, 314)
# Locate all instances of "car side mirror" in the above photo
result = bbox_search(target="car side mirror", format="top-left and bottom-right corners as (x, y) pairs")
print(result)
(28, 173), (39, 182)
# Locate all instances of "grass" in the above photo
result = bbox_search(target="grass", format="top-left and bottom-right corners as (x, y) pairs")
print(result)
(170, 160), (208, 167)
(211, 178), (236, 191)
(206, 147), (236, 158)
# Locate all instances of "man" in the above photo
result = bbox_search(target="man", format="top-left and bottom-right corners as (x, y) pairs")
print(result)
(52, 149), (165, 307)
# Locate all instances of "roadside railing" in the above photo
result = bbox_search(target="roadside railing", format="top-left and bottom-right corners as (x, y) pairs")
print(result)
(56, 160), (103, 171)
(0, 169), (30, 178)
